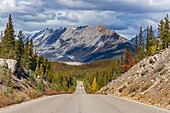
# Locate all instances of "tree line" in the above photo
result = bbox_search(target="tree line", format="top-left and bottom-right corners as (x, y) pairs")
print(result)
(121, 14), (170, 71)
(0, 14), (77, 93)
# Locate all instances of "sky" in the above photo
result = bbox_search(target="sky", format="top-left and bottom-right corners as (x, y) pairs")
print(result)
(0, 0), (170, 39)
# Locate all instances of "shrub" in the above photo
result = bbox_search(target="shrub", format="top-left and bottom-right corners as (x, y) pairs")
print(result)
(25, 90), (43, 99)
(44, 89), (57, 96)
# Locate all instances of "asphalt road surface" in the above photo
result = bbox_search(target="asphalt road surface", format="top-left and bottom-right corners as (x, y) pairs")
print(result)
(0, 81), (170, 113)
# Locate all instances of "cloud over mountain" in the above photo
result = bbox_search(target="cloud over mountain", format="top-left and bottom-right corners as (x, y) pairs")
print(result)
(0, 0), (170, 39)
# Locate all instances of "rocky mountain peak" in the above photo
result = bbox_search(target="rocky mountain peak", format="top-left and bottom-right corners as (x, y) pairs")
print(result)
(95, 25), (111, 35)
(29, 25), (134, 63)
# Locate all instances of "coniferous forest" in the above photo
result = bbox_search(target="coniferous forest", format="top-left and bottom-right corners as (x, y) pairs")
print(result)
(0, 14), (170, 107)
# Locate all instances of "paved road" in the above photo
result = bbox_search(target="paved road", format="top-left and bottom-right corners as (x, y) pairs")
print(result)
(0, 81), (170, 113)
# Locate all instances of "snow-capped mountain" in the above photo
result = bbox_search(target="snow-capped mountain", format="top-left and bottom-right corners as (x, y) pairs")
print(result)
(30, 25), (134, 63)
(130, 29), (158, 46)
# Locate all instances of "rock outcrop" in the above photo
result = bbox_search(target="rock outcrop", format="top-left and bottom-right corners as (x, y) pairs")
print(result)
(97, 48), (170, 110)
(0, 58), (17, 73)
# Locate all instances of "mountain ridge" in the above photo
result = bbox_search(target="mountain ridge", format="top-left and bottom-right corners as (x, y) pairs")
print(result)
(29, 25), (134, 63)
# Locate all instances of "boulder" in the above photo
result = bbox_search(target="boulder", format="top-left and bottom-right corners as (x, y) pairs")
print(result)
(0, 58), (17, 73)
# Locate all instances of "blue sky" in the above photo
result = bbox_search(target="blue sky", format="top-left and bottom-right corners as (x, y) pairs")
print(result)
(0, 0), (170, 39)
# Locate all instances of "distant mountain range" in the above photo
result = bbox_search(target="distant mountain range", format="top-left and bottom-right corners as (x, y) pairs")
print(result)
(27, 25), (135, 63)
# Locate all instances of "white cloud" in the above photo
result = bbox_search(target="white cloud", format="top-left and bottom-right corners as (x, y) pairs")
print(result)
(0, 0), (170, 40)
(57, 0), (95, 9)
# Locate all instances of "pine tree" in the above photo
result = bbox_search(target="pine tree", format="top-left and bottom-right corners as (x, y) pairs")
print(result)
(23, 37), (30, 69)
(91, 77), (97, 92)
(28, 39), (37, 71)
(16, 30), (24, 66)
(137, 26), (145, 60)
(158, 14), (170, 49)
(1, 14), (16, 58)
(158, 19), (164, 49)
(163, 14), (170, 48)
(146, 26), (150, 55)
(29, 39), (34, 57)
(146, 26), (155, 56)
(139, 26), (144, 50)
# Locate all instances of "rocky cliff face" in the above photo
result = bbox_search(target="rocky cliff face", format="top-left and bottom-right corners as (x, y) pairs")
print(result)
(31, 25), (134, 63)
(97, 48), (170, 110)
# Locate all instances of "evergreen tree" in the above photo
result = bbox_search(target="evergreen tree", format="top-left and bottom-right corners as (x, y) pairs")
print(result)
(158, 19), (164, 49)
(29, 39), (34, 57)
(146, 26), (150, 55)
(23, 37), (30, 69)
(163, 14), (170, 48)
(146, 26), (155, 56)
(158, 14), (170, 49)
(16, 30), (24, 66)
(137, 26), (145, 60)
(139, 26), (144, 50)
(1, 14), (16, 58)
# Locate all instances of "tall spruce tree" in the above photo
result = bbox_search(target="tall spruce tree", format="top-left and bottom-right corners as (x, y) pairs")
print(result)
(146, 26), (155, 56)
(163, 14), (170, 48)
(137, 26), (145, 60)
(146, 26), (150, 55)
(158, 19), (164, 49)
(23, 37), (30, 69)
(1, 14), (16, 58)
(158, 14), (170, 49)
(139, 26), (144, 50)
(16, 30), (24, 66)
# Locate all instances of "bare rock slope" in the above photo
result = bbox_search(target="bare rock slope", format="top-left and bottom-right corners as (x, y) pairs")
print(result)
(97, 48), (170, 110)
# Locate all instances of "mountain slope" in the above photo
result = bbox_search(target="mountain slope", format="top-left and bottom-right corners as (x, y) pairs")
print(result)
(31, 25), (134, 63)
(97, 48), (170, 110)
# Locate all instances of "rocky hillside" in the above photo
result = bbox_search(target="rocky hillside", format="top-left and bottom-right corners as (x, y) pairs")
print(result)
(30, 25), (134, 63)
(0, 59), (56, 108)
(97, 48), (170, 110)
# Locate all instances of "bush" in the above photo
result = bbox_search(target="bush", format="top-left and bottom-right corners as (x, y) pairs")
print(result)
(44, 89), (57, 96)
(25, 90), (43, 99)
(0, 93), (26, 108)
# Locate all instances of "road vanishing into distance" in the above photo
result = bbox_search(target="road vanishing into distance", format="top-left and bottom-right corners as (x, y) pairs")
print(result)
(0, 81), (170, 113)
